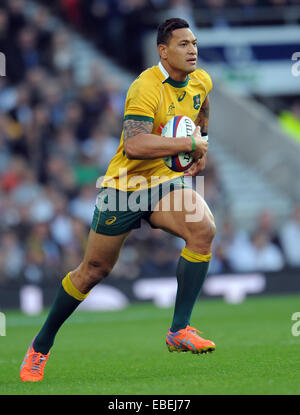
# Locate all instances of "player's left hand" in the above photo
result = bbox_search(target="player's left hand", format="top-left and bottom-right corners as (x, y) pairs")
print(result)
(183, 155), (206, 177)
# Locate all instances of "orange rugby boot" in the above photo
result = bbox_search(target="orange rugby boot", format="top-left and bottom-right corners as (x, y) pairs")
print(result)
(166, 325), (215, 354)
(20, 339), (50, 382)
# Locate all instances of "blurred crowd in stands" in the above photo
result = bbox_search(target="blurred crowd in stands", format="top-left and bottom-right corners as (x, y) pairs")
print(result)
(0, 0), (300, 285)
(41, 0), (300, 72)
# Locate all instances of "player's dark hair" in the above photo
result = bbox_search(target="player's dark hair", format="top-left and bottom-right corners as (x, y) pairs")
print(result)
(157, 18), (189, 46)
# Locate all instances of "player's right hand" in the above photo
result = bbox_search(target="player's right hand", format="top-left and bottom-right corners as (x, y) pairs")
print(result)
(190, 126), (208, 160)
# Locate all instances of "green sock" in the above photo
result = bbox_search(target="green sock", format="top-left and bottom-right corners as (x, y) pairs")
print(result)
(33, 274), (87, 354)
(170, 249), (210, 333)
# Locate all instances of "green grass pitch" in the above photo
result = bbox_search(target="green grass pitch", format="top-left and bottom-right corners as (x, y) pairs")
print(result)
(0, 294), (299, 395)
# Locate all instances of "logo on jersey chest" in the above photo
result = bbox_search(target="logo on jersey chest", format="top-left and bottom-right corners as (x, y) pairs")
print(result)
(193, 94), (201, 110)
(167, 102), (175, 116)
(177, 91), (186, 102)
(166, 93), (201, 117)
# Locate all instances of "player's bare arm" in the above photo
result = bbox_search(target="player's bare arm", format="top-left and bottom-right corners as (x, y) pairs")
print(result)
(123, 119), (207, 160)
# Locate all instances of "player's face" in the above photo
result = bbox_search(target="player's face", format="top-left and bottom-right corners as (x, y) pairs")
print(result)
(160, 28), (198, 79)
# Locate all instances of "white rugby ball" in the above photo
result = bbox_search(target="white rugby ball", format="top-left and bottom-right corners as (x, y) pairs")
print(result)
(162, 115), (195, 172)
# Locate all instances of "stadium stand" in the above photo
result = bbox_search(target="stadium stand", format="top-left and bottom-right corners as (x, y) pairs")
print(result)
(0, 0), (300, 302)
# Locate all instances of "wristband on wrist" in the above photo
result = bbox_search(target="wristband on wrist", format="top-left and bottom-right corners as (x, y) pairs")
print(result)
(190, 135), (196, 151)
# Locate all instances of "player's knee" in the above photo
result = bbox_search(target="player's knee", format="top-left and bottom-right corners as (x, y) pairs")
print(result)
(79, 260), (112, 290)
(185, 215), (216, 251)
(203, 216), (216, 245)
(207, 216), (216, 242)
(69, 260), (113, 294)
(198, 219), (216, 245)
(87, 260), (112, 280)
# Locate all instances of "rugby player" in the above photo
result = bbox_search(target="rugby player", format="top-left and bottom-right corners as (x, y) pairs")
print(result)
(20, 18), (216, 382)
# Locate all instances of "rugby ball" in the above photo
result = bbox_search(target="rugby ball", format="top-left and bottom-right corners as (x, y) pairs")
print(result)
(162, 115), (195, 172)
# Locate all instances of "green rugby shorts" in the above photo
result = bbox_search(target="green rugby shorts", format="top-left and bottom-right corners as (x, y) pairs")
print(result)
(91, 177), (186, 236)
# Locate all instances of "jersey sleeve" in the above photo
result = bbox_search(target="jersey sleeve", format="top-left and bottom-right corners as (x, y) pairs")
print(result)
(201, 69), (213, 97)
(195, 69), (213, 98)
(124, 76), (161, 123)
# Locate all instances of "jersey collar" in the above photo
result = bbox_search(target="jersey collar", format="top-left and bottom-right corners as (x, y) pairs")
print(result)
(158, 61), (189, 88)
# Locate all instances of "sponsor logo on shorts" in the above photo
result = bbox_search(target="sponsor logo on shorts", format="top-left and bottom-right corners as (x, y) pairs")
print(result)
(105, 216), (117, 225)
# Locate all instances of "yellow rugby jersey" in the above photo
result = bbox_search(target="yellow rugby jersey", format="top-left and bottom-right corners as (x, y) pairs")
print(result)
(102, 62), (213, 191)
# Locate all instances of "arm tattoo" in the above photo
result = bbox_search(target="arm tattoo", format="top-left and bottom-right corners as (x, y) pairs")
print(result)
(123, 119), (154, 143)
(195, 96), (209, 136)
